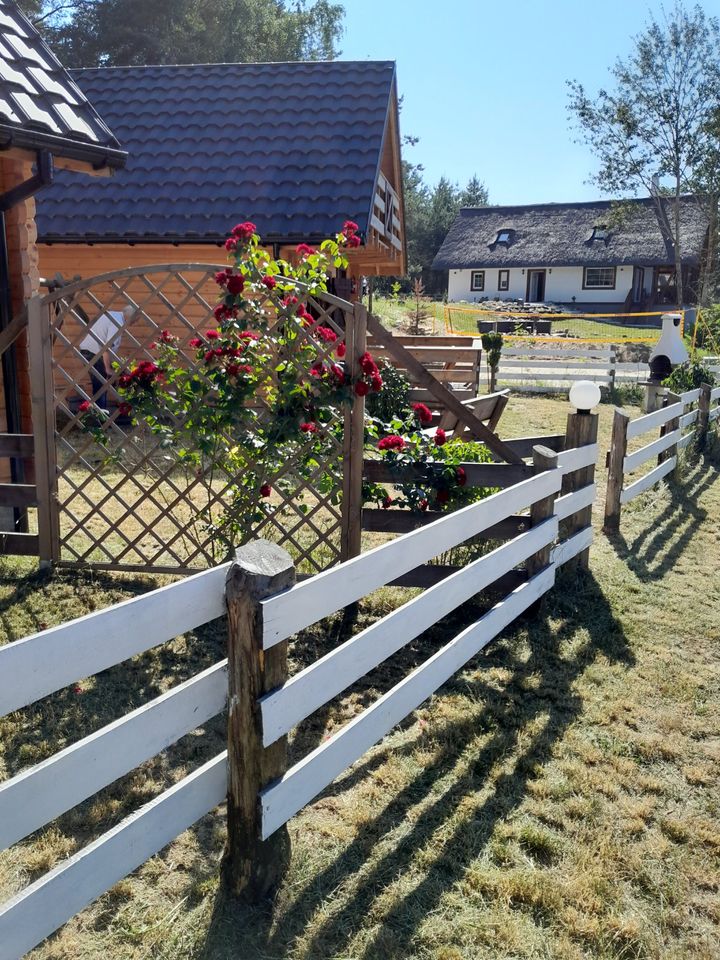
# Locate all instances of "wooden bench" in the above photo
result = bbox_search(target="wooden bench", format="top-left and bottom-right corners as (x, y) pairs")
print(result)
(432, 390), (510, 437)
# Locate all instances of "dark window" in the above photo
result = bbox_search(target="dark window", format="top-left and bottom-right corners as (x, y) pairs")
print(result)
(498, 269), (509, 292)
(470, 270), (485, 292)
(496, 230), (512, 244)
(583, 266), (616, 289)
(591, 225), (609, 241)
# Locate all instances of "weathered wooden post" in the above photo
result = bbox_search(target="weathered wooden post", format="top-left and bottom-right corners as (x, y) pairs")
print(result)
(697, 382), (713, 451)
(340, 301), (367, 562)
(224, 539), (295, 902)
(658, 390), (681, 468)
(527, 445), (560, 581)
(562, 407), (599, 570)
(603, 409), (630, 533)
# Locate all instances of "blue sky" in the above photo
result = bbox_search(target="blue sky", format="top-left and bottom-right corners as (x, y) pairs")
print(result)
(340, 0), (713, 205)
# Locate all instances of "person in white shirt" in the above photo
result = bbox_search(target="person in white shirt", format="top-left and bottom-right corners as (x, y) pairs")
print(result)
(79, 308), (129, 409)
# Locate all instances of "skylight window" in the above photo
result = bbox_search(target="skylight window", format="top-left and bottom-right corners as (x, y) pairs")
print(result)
(496, 229), (512, 244)
(591, 225), (609, 241)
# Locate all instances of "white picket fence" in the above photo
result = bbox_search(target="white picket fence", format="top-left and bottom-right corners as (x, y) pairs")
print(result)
(0, 439), (598, 958)
(493, 345), (648, 394)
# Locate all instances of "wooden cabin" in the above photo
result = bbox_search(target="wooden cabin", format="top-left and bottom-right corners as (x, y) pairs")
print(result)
(0, 0), (126, 508)
(36, 60), (406, 292)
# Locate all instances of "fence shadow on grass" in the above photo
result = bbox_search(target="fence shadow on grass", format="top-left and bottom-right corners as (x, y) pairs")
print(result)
(606, 452), (718, 583)
(197, 568), (633, 960)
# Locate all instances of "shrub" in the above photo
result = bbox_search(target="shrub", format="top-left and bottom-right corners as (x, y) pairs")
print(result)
(663, 359), (717, 392)
(365, 360), (411, 422)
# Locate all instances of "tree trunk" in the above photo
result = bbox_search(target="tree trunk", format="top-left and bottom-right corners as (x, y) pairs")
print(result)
(700, 195), (718, 307)
(674, 181), (684, 307)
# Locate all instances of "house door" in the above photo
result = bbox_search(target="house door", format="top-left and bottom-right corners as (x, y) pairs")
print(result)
(632, 266), (645, 304)
(526, 269), (546, 303)
(655, 268), (677, 305)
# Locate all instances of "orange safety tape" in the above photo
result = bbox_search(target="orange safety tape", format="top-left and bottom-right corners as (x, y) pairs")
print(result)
(446, 307), (675, 320)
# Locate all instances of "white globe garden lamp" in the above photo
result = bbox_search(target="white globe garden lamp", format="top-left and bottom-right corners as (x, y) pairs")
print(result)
(569, 380), (601, 414)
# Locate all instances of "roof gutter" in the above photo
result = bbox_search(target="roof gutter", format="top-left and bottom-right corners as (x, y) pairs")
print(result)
(0, 126), (127, 171)
(0, 149), (54, 212)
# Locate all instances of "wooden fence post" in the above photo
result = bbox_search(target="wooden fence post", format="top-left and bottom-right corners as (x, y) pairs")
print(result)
(340, 301), (367, 563)
(224, 539), (295, 902)
(27, 296), (59, 567)
(562, 409), (599, 570)
(603, 409), (630, 533)
(527, 445), (559, 580)
(658, 390), (681, 467)
(697, 382), (712, 451)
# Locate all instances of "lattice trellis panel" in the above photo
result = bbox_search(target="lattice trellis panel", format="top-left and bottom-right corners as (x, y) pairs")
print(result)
(42, 265), (354, 574)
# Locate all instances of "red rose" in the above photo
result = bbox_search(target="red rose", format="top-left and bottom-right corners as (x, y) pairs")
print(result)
(336, 342), (346, 358)
(315, 326), (338, 343)
(204, 350), (217, 363)
(159, 329), (175, 344)
(189, 337), (203, 348)
(261, 275), (276, 289)
(346, 235), (361, 248)
(296, 243), (315, 257)
(419, 498), (429, 512)
(78, 399), (91, 412)
(382, 495), (394, 509)
(214, 304), (229, 321)
(239, 330), (260, 341)
(118, 402), (132, 416)
(226, 274), (245, 295)
(226, 363), (240, 377)
(331, 364), (345, 384)
(283, 295), (298, 307)
(412, 402), (433, 425)
(206, 329), (220, 340)
(434, 428), (447, 447)
(224, 237), (238, 252)
(378, 435), (405, 451)
(360, 352), (377, 375)
(300, 422), (317, 433)
(231, 221), (257, 240)
(354, 380), (369, 396)
(343, 220), (359, 236)
(259, 483), (272, 497)
(214, 270), (229, 286)
(371, 374), (383, 392)
(456, 467), (467, 487)
(118, 373), (132, 388)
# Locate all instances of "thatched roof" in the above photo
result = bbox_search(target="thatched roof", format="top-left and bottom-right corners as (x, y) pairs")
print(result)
(432, 197), (710, 270)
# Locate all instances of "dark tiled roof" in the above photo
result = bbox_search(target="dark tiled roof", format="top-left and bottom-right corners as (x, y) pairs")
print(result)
(0, 0), (125, 168)
(36, 60), (396, 243)
(432, 197), (710, 270)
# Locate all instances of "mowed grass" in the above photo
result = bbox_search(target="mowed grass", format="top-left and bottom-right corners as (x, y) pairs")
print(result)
(0, 398), (719, 959)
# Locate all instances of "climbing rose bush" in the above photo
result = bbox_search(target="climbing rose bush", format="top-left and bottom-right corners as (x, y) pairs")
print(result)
(80, 220), (382, 558)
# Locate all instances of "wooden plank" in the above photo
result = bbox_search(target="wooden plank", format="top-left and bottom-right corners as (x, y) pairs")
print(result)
(0, 532), (39, 556)
(499, 360), (612, 370)
(0, 307), (28, 358)
(709, 405), (720, 422)
(363, 460), (532, 488)
(679, 409), (699, 430)
(679, 388), (702, 405)
(0, 434), (34, 458)
(0, 483), (37, 508)
(551, 525), (594, 567)
(372, 346), (481, 363)
(488, 434), (565, 460)
(555, 483), (596, 522)
(260, 518), (558, 745)
(626, 402), (684, 440)
(620, 456), (676, 504)
(261, 469), (562, 647)
(0, 563), (230, 716)
(498, 372), (612, 384)
(408, 389), (473, 405)
(677, 431), (695, 450)
(362, 509), (529, 538)
(604, 409), (630, 531)
(365, 313), (523, 464)
(556, 443), (599, 475)
(710, 386), (720, 401)
(501, 347), (613, 359)
(0, 753), (227, 960)
(623, 429), (681, 473)
(260, 566), (555, 839)
(389, 567), (524, 592)
(0, 661), (227, 851)
(340, 303), (367, 562)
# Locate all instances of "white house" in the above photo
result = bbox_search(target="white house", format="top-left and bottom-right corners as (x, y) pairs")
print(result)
(433, 197), (710, 310)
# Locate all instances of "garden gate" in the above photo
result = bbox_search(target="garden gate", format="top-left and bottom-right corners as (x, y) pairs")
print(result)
(28, 264), (362, 574)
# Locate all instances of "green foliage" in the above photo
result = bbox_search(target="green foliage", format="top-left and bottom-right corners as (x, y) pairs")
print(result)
(365, 360), (411, 423)
(24, 0), (344, 66)
(695, 304), (720, 350)
(663, 359), (717, 392)
(481, 331), (503, 373)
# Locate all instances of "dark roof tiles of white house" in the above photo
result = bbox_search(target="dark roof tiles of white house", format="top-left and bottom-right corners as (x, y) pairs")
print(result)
(432, 197), (709, 270)
(0, 0), (125, 168)
(35, 60), (397, 243)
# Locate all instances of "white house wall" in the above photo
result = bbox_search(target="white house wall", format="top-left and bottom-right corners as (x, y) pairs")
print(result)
(448, 266), (634, 306)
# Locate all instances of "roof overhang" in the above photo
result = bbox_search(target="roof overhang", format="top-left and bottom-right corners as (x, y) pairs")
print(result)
(0, 126), (126, 174)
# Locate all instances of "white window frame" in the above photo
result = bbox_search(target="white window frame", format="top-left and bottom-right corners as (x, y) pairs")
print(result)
(583, 266), (616, 290)
(470, 270), (485, 292)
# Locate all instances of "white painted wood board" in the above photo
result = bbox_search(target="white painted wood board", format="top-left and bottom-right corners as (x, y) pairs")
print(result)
(260, 519), (558, 745)
(679, 409), (699, 430)
(0, 753), (227, 960)
(260, 567), (555, 838)
(550, 526), (593, 567)
(0, 563), (229, 717)
(679, 388), (701, 405)
(709, 405), (720, 422)
(261, 470), (562, 648)
(627, 402), (683, 440)
(554, 484), (596, 523)
(710, 386), (720, 401)
(623, 429), (681, 473)
(501, 348), (613, 359)
(0, 661), (227, 851)
(557, 444), (599, 475)
(620, 457), (676, 504)
(677, 431), (695, 450)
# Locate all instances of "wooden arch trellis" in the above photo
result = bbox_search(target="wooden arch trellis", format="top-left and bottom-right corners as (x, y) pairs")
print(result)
(26, 263), (367, 574)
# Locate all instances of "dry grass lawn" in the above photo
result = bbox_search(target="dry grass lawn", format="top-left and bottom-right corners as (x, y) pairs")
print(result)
(1, 397), (719, 959)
